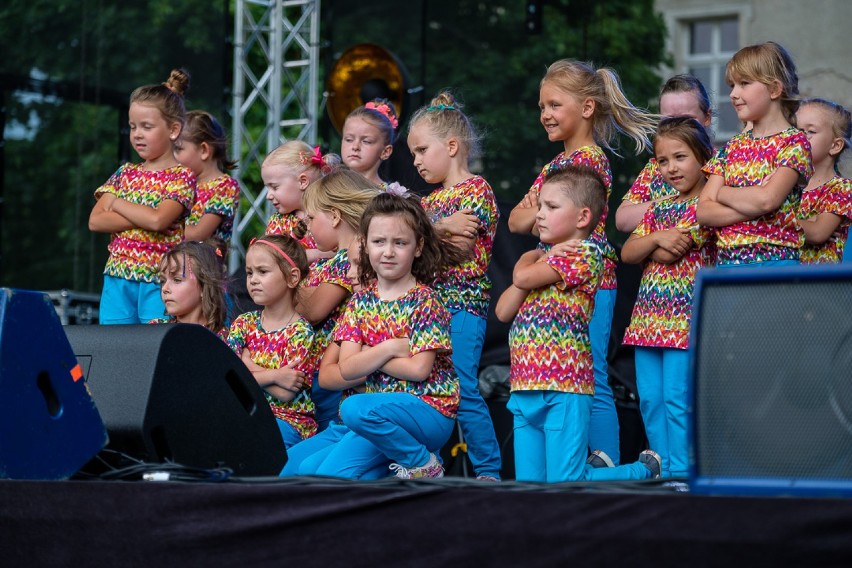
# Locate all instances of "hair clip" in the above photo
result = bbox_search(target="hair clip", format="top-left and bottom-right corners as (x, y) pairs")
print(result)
(365, 101), (399, 129)
(426, 104), (456, 112)
(300, 146), (332, 173)
(385, 182), (412, 198)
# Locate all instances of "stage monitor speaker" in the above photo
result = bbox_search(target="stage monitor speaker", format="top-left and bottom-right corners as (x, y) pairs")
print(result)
(0, 288), (107, 480)
(64, 324), (286, 476)
(689, 264), (852, 497)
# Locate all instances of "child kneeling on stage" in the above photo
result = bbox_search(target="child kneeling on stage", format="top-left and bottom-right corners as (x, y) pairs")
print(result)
(496, 165), (661, 483)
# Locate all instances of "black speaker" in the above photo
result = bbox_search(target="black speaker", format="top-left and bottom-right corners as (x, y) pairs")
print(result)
(689, 264), (852, 497)
(0, 288), (107, 479)
(64, 324), (286, 476)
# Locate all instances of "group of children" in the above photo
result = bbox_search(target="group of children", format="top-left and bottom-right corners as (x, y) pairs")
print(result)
(87, 39), (851, 484)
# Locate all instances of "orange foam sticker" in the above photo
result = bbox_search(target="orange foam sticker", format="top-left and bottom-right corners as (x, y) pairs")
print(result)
(70, 364), (83, 382)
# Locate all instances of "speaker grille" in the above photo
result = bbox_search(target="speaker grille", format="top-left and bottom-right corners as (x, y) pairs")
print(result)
(694, 279), (852, 481)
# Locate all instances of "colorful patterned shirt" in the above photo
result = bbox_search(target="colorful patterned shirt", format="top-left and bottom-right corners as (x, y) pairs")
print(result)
(147, 317), (229, 342)
(702, 128), (812, 264)
(333, 283), (460, 418)
(227, 310), (317, 439)
(186, 174), (240, 243)
(529, 146), (616, 289)
(265, 211), (318, 250)
(623, 158), (676, 204)
(509, 240), (602, 394)
(798, 176), (852, 264)
(302, 248), (354, 356)
(622, 196), (714, 350)
(421, 175), (498, 317)
(95, 163), (196, 283)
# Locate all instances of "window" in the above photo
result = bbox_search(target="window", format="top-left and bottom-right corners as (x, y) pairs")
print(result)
(682, 17), (741, 141)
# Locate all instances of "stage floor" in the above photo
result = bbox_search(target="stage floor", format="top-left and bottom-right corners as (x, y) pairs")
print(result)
(2, 476), (851, 567)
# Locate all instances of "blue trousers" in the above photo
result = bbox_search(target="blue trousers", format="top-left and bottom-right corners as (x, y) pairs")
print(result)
(280, 421), (351, 476)
(277, 418), (303, 449)
(508, 391), (651, 483)
(450, 309), (502, 478)
(99, 275), (165, 324)
(589, 288), (620, 463)
(635, 346), (689, 477)
(314, 393), (454, 479)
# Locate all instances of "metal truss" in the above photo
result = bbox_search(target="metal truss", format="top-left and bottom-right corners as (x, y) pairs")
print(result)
(230, 0), (321, 269)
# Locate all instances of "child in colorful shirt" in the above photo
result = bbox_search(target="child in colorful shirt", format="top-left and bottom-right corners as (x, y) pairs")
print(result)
(698, 42), (813, 266)
(507, 59), (657, 464)
(409, 91), (502, 480)
(497, 165), (660, 482)
(177, 110), (240, 246)
(309, 192), (467, 479)
(621, 117), (716, 478)
(796, 98), (852, 264)
(616, 74), (714, 233)
(227, 235), (317, 447)
(89, 69), (196, 324)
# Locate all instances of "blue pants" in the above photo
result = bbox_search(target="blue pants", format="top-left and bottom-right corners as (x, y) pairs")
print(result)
(280, 421), (351, 476)
(589, 288), (619, 463)
(99, 275), (165, 324)
(315, 393), (454, 479)
(508, 391), (651, 483)
(635, 346), (689, 477)
(311, 372), (342, 433)
(450, 309), (502, 478)
(717, 259), (799, 269)
(277, 418), (303, 449)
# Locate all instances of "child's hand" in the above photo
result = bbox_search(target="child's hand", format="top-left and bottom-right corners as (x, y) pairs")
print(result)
(518, 248), (545, 264)
(546, 239), (583, 258)
(654, 227), (693, 256)
(760, 169), (776, 187)
(384, 337), (411, 358)
(437, 209), (479, 238)
(273, 366), (308, 393)
(518, 190), (539, 210)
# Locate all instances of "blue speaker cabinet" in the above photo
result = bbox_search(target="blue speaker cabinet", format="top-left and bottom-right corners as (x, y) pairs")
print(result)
(0, 288), (107, 479)
(689, 264), (852, 497)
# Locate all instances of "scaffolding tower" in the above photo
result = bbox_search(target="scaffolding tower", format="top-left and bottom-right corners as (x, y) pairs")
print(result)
(230, 0), (321, 269)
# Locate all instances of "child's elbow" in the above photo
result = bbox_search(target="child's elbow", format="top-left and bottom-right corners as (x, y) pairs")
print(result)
(495, 306), (514, 324)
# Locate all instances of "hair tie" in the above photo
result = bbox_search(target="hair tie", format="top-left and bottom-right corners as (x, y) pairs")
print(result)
(385, 182), (412, 198)
(365, 101), (399, 129)
(250, 238), (297, 269)
(426, 104), (456, 112)
(300, 146), (332, 173)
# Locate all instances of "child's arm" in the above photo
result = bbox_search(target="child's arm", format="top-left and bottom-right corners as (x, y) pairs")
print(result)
(241, 349), (306, 403)
(513, 249), (561, 290)
(508, 190), (540, 235)
(88, 193), (136, 233)
(306, 248), (335, 264)
(296, 283), (349, 326)
(434, 208), (479, 239)
(317, 342), (366, 391)
(338, 338), (410, 381)
(799, 213), (843, 245)
(621, 228), (693, 264)
(715, 167), (800, 218)
(697, 175), (751, 227)
(378, 346), (438, 383)
(185, 214), (223, 241)
(615, 200), (654, 233)
(495, 284), (529, 323)
(108, 198), (187, 232)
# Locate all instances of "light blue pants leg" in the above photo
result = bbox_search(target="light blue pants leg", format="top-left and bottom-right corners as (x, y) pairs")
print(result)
(588, 288), (620, 463)
(311, 371), (342, 433)
(277, 418), (303, 449)
(508, 391), (593, 483)
(138, 280), (166, 323)
(662, 348), (690, 478)
(450, 310), (502, 478)
(340, 392), (454, 468)
(280, 422), (349, 476)
(635, 347), (669, 475)
(313, 430), (394, 480)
